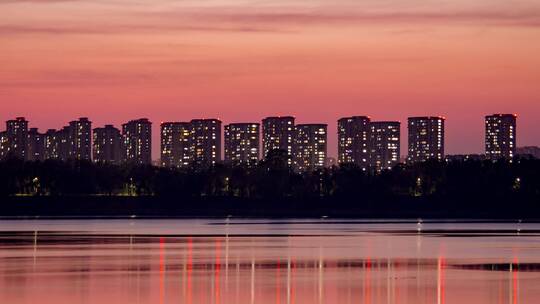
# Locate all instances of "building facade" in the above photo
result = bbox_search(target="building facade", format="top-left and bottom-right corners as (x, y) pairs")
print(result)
(44, 129), (59, 160)
(160, 122), (192, 168)
(57, 127), (72, 161)
(407, 116), (445, 163)
(369, 121), (400, 171)
(122, 118), (152, 165)
(6, 117), (29, 160)
(190, 119), (222, 167)
(262, 116), (295, 164)
(337, 116), (371, 169)
(68, 117), (92, 161)
(224, 123), (260, 166)
(93, 125), (123, 164)
(27, 128), (46, 161)
(0, 131), (8, 160)
(485, 114), (517, 160)
(294, 124), (327, 172)
(44, 129), (65, 160)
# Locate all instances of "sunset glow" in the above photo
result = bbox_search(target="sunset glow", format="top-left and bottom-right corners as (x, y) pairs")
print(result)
(1, 0), (540, 157)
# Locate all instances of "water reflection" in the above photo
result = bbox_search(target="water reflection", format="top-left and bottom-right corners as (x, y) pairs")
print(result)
(0, 222), (540, 304)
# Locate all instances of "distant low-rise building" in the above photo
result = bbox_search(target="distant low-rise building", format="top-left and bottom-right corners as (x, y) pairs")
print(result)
(516, 146), (540, 159)
(445, 154), (486, 162)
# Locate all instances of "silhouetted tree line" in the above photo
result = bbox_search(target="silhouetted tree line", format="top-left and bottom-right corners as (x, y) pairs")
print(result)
(1, 148), (540, 206)
(0, 151), (539, 217)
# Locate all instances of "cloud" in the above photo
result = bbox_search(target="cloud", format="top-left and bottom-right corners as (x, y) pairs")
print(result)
(158, 9), (540, 28)
(0, 25), (106, 35)
(1, 0), (81, 3)
(0, 24), (288, 36)
(1, 2), (540, 38)
(0, 69), (156, 88)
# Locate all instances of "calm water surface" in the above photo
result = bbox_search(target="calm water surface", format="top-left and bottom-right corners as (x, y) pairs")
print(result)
(1, 219), (540, 304)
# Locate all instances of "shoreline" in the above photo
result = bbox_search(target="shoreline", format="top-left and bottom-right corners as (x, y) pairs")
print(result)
(1, 196), (539, 219)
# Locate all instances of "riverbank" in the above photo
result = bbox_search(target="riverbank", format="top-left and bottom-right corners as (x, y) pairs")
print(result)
(1, 196), (539, 219)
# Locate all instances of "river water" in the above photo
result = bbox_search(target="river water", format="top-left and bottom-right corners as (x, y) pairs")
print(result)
(0, 219), (539, 303)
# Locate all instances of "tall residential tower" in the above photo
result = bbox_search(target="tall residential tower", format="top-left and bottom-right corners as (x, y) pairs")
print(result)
(190, 119), (222, 167)
(337, 116), (371, 170)
(160, 122), (192, 168)
(93, 125), (123, 164)
(407, 116), (445, 163)
(5, 117), (28, 160)
(369, 121), (400, 171)
(485, 114), (517, 160)
(224, 123), (260, 166)
(294, 124), (327, 172)
(262, 116), (295, 164)
(68, 117), (92, 161)
(122, 118), (152, 165)
(27, 128), (45, 161)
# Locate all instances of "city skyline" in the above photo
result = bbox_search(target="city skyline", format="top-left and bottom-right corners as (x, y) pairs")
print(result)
(2, 1), (540, 302)
(0, 114), (529, 168)
(2, 1), (540, 160)
(2, 112), (534, 161)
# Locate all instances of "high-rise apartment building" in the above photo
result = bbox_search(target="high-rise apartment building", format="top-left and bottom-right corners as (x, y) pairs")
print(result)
(407, 116), (445, 163)
(337, 116), (371, 169)
(0, 131), (8, 160)
(6, 117), (28, 160)
(190, 119), (221, 166)
(224, 123), (260, 166)
(93, 125), (123, 164)
(160, 122), (192, 168)
(262, 116), (295, 164)
(40, 119), (91, 162)
(57, 127), (71, 161)
(68, 117), (92, 161)
(27, 128), (45, 161)
(294, 124), (327, 172)
(485, 114), (517, 160)
(369, 121), (400, 171)
(122, 118), (152, 165)
(44, 129), (60, 160)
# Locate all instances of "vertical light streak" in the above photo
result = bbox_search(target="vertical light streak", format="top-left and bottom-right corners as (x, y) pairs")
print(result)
(276, 259), (281, 304)
(437, 256), (445, 304)
(159, 237), (165, 304)
(215, 238), (221, 304)
(251, 257), (255, 304)
(187, 237), (193, 304)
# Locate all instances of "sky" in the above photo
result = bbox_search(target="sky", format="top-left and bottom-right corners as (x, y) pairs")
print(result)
(1, 0), (540, 159)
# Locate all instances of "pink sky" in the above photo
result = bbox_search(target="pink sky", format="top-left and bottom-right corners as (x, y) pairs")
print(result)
(1, 0), (540, 158)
